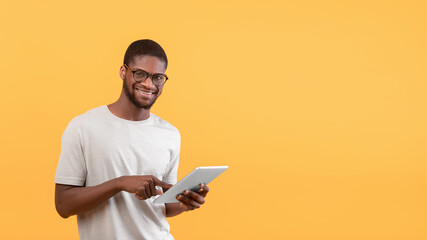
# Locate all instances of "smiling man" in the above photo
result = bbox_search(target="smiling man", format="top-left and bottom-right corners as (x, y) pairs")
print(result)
(54, 39), (208, 240)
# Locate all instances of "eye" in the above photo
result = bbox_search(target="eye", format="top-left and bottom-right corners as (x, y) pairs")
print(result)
(134, 71), (148, 78)
(153, 75), (165, 81)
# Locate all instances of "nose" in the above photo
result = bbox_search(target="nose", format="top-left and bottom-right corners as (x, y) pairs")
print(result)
(141, 75), (156, 89)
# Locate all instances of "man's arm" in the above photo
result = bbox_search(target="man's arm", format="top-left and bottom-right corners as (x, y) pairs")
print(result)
(55, 175), (172, 218)
(165, 184), (209, 217)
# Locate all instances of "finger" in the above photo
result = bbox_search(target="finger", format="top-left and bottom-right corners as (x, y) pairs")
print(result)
(136, 192), (145, 200)
(184, 190), (205, 205)
(148, 178), (156, 197)
(199, 184), (209, 198)
(177, 194), (201, 209)
(135, 193), (144, 200)
(197, 184), (204, 194)
(137, 187), (148, 199)
(179, 201), (194, 211)
(144, 182), (151, 198)
(177, 196), (196, 211)
(153, 177), (173, 191)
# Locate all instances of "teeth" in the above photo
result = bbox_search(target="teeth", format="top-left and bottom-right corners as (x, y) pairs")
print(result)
(137, 89), (152, 95)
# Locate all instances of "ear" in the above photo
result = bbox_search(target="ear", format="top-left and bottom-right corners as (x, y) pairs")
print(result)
(119, 65), (126, 80)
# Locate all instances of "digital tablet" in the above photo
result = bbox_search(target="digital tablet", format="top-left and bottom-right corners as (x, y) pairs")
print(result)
(153, 166), (228, 204)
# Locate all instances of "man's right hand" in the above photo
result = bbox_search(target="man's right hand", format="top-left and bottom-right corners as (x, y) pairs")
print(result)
(117, 175), (173, 200)
(55, 175), (172, 218)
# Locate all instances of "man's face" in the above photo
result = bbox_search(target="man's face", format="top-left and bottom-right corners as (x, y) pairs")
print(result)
(120, 55), (166, 109)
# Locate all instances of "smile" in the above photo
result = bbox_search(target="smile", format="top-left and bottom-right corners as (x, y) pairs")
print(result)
(136, 88), (154, 95)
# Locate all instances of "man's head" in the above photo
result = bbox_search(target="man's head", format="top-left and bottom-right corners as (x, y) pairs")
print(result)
(124, 39), (168, 70)
(120, 39), (168, 110)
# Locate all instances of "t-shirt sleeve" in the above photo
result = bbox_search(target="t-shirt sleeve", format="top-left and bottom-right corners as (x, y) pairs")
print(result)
(162, 131), (180, 185)
(55, 120), (87, 186)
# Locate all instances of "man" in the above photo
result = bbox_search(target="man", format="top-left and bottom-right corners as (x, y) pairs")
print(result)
(55, 39), (208, 240)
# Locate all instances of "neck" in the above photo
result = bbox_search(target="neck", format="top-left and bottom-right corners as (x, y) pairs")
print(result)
(108, 90), (151, 121)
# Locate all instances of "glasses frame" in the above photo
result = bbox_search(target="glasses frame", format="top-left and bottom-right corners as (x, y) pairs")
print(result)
(124, 64), (168, 86)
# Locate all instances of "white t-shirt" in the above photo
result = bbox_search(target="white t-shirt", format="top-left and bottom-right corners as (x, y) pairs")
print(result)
(55, 105), (180, 240)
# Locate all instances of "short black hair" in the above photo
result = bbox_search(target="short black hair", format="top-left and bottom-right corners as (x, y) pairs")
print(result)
(123, 39), (168, 69)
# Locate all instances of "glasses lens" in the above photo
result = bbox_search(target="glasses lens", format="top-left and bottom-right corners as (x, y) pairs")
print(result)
(152, 74), (166, 85)
(134, 71), (149, 82)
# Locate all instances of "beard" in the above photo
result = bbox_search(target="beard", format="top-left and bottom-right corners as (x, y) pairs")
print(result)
(123, 81), (159, 110)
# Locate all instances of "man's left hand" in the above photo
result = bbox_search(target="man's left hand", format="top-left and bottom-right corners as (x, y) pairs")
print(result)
(176, 184), (209, 211)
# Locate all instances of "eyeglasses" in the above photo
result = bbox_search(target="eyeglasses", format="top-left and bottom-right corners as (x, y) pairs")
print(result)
(124, 64), (168, 86)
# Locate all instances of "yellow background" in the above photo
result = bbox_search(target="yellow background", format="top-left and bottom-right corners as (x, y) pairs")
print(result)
(1, 0), (426, 239)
